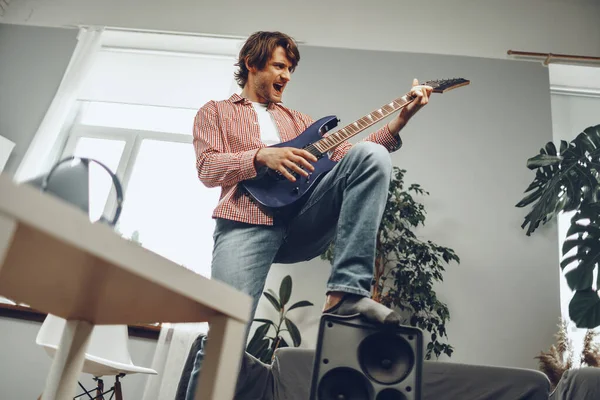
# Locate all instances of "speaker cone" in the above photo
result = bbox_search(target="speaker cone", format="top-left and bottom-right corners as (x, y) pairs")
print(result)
(317, 367), (372, 400)
(358, 332), (415, 384)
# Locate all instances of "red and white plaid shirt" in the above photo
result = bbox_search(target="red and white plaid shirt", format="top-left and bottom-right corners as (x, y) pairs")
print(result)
(193, 93), (401, 225)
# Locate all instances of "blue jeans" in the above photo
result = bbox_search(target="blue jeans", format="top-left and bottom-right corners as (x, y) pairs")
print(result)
(185, 142), (392, 399)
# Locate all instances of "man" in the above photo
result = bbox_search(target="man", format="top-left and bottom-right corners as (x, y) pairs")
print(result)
(186, 31), (432, 398)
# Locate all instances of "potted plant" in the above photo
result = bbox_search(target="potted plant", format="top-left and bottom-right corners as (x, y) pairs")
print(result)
(321, 166), (460, 360)
(246, 275), (314, 363)
(516, 124), (600, 329)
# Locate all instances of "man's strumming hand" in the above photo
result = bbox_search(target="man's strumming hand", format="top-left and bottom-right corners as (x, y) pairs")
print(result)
(255, 147), (317, 182)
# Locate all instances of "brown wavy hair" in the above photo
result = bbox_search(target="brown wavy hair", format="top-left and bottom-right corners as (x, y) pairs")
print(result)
(234, 31), (300, 88)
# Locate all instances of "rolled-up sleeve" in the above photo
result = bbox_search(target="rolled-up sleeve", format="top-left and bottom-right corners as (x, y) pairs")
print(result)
(193, 102), (260, 188)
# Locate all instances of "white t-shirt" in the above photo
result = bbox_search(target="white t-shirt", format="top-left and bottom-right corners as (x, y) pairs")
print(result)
(252, 102), (281, 145)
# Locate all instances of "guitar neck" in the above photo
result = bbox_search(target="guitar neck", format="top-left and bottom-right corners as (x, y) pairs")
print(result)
(312, 92), (415, 154)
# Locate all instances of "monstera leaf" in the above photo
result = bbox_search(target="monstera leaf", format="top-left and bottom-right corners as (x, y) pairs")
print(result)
(516, 125), (600, 236)
(569, 289), (600, 328)
(517, 124), (600, 329)
(561, 204), (600, 289)
(560, 204), (600, 328)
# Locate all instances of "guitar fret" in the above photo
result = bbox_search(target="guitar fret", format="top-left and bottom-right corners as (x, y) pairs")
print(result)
(316, 93), (415, 152)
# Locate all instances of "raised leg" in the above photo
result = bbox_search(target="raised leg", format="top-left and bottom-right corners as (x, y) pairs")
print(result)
(41, 320), (93, 400)
(194, 315), (246, 400)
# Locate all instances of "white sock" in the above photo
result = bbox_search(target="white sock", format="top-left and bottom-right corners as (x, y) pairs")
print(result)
(324, 294), (400, 325)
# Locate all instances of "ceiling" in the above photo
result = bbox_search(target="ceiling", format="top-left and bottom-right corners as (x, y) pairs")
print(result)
(1, 0), (599, 63)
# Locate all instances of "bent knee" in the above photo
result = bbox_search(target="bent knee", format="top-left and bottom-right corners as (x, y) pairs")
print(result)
(347, 142), (392, 172)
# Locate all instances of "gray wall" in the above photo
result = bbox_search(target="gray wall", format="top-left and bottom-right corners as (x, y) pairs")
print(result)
(0, 23), (77, 176)
(254, 45), (560, 370)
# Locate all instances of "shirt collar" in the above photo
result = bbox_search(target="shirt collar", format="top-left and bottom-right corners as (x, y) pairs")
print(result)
(229, 93), (247, 104)
(229, 93), (282, 110)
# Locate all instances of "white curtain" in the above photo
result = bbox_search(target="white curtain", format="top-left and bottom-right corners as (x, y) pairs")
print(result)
(142, 322), (209, 399)
(14, 26), (104, 183)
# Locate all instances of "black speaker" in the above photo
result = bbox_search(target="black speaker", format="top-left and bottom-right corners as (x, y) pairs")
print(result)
(309, 314), (423, 400)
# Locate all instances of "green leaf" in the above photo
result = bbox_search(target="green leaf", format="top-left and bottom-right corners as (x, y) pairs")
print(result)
(285, 318), (302, 347)
(526, 153), (562, 169)
(564, 264), (594, 291)
(279, 275), (292, 307)
(267, 288), (278, 299)
(253, 339), (271, 362)
(558, 206), (600, 291)
(252, 318), (276, 327)
(287, 300), (314, 312)
(246, 323), (271, 356)
(278, 337), (289, 348)
(263, 291), (281, 311)
(569, 289), (600, 328)
(254, 322), (271, 339)
(261, 347), (274, 364)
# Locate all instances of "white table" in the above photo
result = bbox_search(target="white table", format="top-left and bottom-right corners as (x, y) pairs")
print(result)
(0, 174), (251, 400)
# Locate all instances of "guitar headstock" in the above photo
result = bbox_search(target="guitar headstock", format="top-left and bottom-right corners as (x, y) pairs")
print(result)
(424, 78), (470, 93)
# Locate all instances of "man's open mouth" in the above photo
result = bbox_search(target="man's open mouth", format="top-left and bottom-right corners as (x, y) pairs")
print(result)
(273, 83), (284, 93)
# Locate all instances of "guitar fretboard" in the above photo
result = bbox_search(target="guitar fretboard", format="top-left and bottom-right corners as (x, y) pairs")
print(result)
(312, 94), (414, 154)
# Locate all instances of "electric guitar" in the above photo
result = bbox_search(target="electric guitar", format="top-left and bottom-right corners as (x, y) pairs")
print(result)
(241, 78), (470, 214)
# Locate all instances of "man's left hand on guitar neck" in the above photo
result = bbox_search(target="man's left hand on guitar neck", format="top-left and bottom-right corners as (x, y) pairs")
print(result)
(387, 78), (433, 137)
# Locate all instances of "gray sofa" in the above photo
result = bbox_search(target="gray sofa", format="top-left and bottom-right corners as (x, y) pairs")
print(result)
(178, 337), (600, 399)
(267, 348), (550, 400)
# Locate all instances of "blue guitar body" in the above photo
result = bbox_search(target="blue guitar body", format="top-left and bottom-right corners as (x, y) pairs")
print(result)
(241, 115), (339, 214)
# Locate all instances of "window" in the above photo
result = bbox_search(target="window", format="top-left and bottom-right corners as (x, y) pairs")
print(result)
(111, 139), (220, 273)
(57, 30), (243, 277)
(549, 63), (600, 362)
